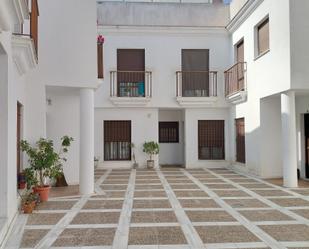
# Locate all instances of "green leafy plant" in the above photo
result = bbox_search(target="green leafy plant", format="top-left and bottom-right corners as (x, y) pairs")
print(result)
(143, 141), (159, 161)
(20, 136), (73, 188)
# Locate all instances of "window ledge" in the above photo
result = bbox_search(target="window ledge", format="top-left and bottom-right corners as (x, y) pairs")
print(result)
(110, 96), (151, 107)
(254, 49), (270, 61)
(176, 96), (218, 107)
(226, 90), (247, 104)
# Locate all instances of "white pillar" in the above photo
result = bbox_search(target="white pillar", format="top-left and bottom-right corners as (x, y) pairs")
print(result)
(80, 88), (94, 195)
(281, 91), (298, 188)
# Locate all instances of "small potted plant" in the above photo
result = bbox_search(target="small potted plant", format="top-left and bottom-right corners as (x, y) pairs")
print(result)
(20, 136), (73, 202)
(21, 191), (39, 214)
(143, 141), (159, 169)
(130, 143), (138, 169)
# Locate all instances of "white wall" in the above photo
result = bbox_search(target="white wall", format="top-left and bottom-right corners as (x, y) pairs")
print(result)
(94, 27), (231, 108)
(184, 108), (230, 168)
(95, 108), (159, 168)
(290, 0), (309, 90)
(46, 87), (80, 185)
(158, 110), (184, 166)
(228, 0), (292, 177)
(35, 0), (98, 88)
(97, 2), (229, 27)
(231, 0), (291, 98)
(259, 96), (282, 178)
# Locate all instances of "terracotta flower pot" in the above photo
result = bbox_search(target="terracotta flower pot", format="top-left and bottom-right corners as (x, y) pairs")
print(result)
(23, 203), (34, 214)
(33, 185), (51, 202)
(18, 182), (26, 190)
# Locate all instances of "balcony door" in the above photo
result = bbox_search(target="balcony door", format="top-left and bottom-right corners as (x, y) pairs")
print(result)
(305, 114), (309, 178)
(181, 49), (209, 97)
(117, 49), (145, 97)
(235, 118), (246, 164)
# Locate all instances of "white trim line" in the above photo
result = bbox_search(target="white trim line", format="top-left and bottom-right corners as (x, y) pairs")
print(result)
(226, 0), (264, 33)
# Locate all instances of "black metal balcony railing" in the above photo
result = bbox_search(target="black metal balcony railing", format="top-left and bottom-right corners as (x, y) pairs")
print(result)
(176, 71), (218, 97)
(110, 71), (152, 97)
(224, 62), (247, 97)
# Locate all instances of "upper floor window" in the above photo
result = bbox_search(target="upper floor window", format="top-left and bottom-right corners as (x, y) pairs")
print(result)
(236, 39), (244, 63)
(256, 17), (269, 57)
(117, 49), (145, 97)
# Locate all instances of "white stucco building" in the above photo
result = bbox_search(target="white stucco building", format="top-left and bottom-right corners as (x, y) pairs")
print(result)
(1, 0), (309, 246)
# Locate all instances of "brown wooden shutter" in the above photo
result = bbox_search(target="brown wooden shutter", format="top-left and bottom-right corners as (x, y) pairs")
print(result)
(97, 43), (104, 79)
(198, 120), (225, 160)
(30, 0), (39, 56)
(117, 49), (145, 71)
(258, 18), (269, 55)
(104, 121), (131, 142)
(236, 40), (244, 63)
(236, 118), (246, 163)
(159, 122), (179, 143)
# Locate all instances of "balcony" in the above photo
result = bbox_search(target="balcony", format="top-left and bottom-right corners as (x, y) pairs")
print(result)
(109, 71), (152, 106)
(175, 71), (218, 107)
(11, 0), (38, 76)
(224, 62), (247, 104)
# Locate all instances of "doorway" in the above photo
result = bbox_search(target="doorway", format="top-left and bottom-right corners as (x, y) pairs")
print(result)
(236, 118), (246, 164)
(304, 114), (309, 178)
(17, 102), (23, 175)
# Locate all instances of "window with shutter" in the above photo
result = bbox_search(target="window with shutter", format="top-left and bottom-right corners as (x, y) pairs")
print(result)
(159, 122), (179, 143)
(257, 18), (269, 56)
(198, 120), (225, 160)
(104, 121), (131, 161)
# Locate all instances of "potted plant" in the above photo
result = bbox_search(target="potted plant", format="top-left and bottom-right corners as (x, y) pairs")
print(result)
(143, 141), (159, 169)
(54, 136), (74, 187)
(20, 136), (73, 201)
(130, 143), (138, 169)
(21, 191), (39, 214)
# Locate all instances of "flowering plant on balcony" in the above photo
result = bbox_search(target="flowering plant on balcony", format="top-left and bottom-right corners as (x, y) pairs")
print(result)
(97, 35), (105, 44)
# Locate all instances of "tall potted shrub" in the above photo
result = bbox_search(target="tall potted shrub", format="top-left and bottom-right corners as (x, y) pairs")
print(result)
(20, 136), (73, 201)
(143, 141), (159, 169)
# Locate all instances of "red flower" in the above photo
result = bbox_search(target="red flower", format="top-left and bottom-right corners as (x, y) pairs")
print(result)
(97, 35), (105, 44)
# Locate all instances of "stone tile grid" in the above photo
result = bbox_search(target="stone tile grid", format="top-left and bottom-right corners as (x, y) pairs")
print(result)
(182, 169), (287, 249)
(206, 169), (309, 225)
(8, 168), (309, 249)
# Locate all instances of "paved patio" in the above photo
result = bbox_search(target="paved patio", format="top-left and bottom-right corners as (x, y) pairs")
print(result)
(5, 168), (309, 249)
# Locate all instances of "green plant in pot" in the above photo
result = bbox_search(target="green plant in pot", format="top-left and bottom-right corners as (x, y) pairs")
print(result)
(20, 136), (73, 202)
(143, 141), (159, 169)
(20, 191), (39, 214)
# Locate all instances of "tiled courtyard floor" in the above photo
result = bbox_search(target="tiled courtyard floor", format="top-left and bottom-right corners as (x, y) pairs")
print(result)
(5, 168), (309, 249)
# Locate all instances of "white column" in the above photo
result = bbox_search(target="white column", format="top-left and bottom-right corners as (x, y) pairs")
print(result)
(80, 88), (94, 195)
(281, 91), (298, 188)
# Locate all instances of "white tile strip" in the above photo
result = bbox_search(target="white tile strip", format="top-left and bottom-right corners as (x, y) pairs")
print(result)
(156, 169), (206, 249)
(111, 169), (136, 249)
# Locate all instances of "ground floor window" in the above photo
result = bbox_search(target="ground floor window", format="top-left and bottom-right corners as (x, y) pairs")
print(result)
(159, 122), (179, 143)
(236, 118), (246, 163)
(104, 120), (131, 161)
(198, 120), (225, 160)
